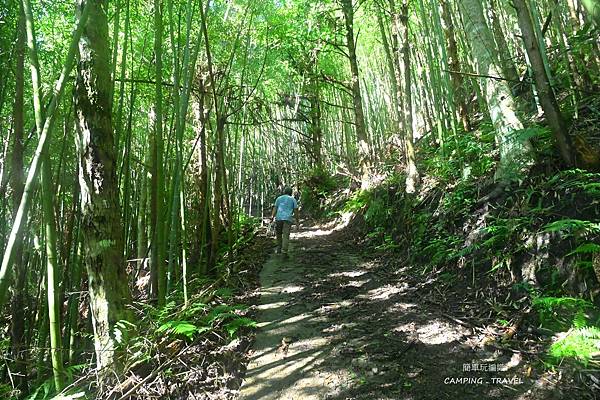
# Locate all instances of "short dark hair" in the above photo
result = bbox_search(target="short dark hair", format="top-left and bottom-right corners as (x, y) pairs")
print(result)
(284, 187), (293, 195)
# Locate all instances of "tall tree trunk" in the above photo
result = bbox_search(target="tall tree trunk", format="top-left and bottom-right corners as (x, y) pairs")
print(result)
(488, 1), (521, 86)
(41, 151), (64, 392)
(66, 238), (83, 364)
(167, 3), (201, 293)
(63, 181), (81, 363)
(192, 79), (211, 275)
(340, 0), (371, 188)
(21, 0), (65, 387)
(9, 3), (28, 391)
(389, 0), (405, 155)
(582, 0), (600, 25)
(398, 0), (418, 193)
(199, 0), (230, 273)
(514, 0), (576, 167)
(440, 0), (471, 132)
(0, 0), (89, 310)
(566, 0), (586, 30)
(309, 73), (323, 168)
(459, 0), (532, 182)
(210, 116), (227, 273)
(376, 7), (399, 117)
(151, 0), (166, 306)
(136, 152), (148, 272)
(74, 0), (131, 377)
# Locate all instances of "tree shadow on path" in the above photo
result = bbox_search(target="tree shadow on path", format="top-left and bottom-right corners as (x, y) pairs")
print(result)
(238, 223), (574, 400)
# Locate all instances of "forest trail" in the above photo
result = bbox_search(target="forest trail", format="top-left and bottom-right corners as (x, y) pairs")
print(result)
(238, 223), (355, 399)
(238, 221), (562, 400)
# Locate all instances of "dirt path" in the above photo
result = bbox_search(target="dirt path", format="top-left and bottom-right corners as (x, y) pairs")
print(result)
(238, 225), (354, 399)
(238, 222), (576, 400)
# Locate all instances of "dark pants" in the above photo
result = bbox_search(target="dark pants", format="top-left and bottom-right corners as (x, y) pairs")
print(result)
(275, 220), (292, 254)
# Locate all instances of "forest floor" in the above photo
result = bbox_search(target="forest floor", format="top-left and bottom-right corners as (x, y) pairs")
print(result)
(236, 218), (593, 400)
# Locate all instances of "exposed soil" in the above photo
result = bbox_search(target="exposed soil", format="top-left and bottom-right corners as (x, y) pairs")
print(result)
(237, 219), (599, 400)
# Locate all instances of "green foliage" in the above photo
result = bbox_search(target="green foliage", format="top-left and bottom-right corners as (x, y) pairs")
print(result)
(300, 167), (340, 217)
(344, 189), (372, 213)
(375, 233), (401, 251)
(218, 216), (261, 265)
(113, 319), (137, 345)
(364, 196), (390, 227)
(157, 321), (211, 340)
(478, 217), (530, 257)
(235, 214), (261, 232)
(533, 296), (593, 331)
(547, 169), (600, 198)
(515, 126), (554, 156)
(421, 122), (495, 182)
(0, 384), (12, 400)
(25, 378), (54, 400)
(549, 327), (600, 365)
(224, 317), (257, 337)
(439, 272), (457, 284)
(202, 304), (248, 324)
(155, 301), (253, 342)
(24, 365), (87, 400)
(181, 301), (209, 319)
(342, 176), (406, 250)
(437, 181), (479, 220)
(420, 236), (462, 267)
(567, 243), (600, 257)
(214, 287), (235, 299)
(543, 219), (600, 237)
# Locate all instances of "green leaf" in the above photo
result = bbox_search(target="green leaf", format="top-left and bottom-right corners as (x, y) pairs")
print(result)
(214, 288), (234, 299)
(224, 317), (257, 337)
(157, 321), (204, 340)
(567, 243), (600, 257)
(549, 327), (600, 366)
(543, 219), (600, 235)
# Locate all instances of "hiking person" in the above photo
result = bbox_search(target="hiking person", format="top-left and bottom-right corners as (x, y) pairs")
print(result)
(271, 187), (299, 257)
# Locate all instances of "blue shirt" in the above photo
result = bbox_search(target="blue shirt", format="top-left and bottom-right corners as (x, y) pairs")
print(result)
(274, 195), (298, 222)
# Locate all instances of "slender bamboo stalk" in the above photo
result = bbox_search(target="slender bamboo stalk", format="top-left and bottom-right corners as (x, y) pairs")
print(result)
(0, 0), (91, 310)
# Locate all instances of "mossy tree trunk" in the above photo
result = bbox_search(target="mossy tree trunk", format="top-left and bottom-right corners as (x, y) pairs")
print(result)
(440, 0), (471, 132)
(582, 0), (600, 25)
(459, 0), (532, 182)
(340, 0), (371, 189)
(74, 0), (131, 377)
(514, 0), (575, 167)
(309, 72), (323, 169)
(399, 0), (418, 193)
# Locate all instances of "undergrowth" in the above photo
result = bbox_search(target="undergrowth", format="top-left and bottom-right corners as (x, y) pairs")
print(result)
(343, 119), (600, 368)
(20, 217), (264, 400)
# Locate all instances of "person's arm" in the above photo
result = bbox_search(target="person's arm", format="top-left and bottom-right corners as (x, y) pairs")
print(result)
(294, 201), (299, 229)
(271, 197), (279, 221)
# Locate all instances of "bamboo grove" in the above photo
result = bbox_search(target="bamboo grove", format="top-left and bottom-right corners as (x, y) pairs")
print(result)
(0, 0), (598, 396)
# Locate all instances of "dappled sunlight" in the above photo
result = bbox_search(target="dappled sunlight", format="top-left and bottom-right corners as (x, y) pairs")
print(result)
(241, 208), (562, 400)
(344, 279), (369, 288)
(292, 212), (354, 239)
(415, 319), (469, 345)
(242, 341), (345, 400)
(256, 301), (287, 311)
(329, 270), (368, 278)
(358, 283), (407, 300)
(280, 284), (304, 293)
(256, 311), (311, 330)
(322, 321), (358, 334)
